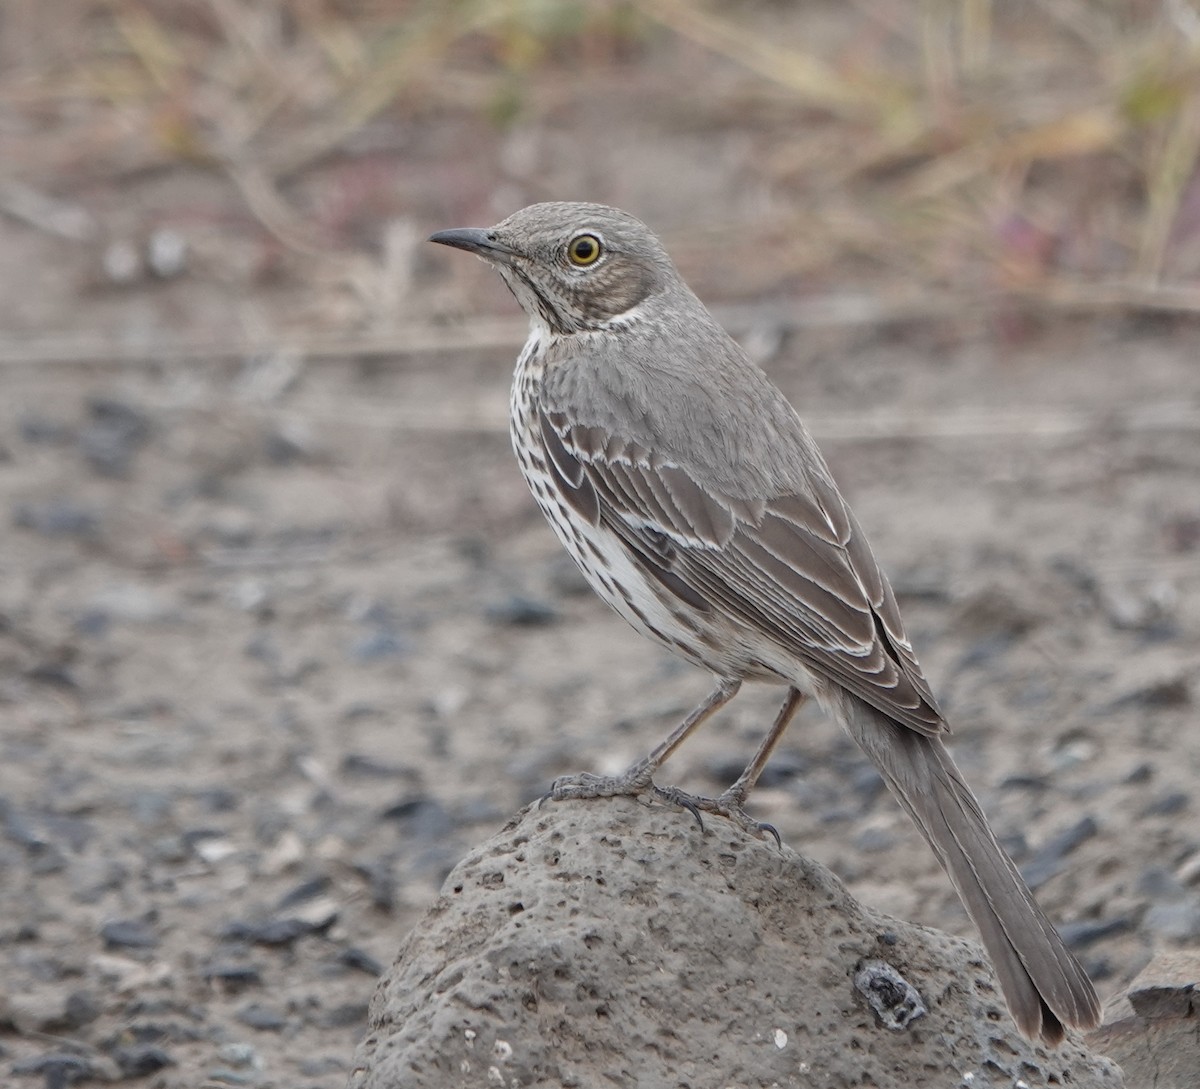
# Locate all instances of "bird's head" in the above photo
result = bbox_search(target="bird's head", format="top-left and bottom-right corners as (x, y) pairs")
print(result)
(430, 202), (675, 334)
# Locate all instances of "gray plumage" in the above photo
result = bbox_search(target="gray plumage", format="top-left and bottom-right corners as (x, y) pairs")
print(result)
(430, 201), (1100, 1044)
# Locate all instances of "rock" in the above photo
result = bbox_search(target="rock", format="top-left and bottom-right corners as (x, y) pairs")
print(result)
(1057, 917), (1133, 949)
(276, 875), (332, 910)
(112, 1044), (174, 1078)
(236, 1003), (287, 1032)
(853, 959), (927, 1029)
(220, 899), (338, 946)
(1020, 815), (1099, 889)
(101, 918), (159, 950)
(6, 989), (95, 1035)
(484, 594), (560, 627)
(1088, 950), (1200, 1089)
(349, 799), (1123, 1089)
(349, 630), (411, 662)
(1139, 790), (1190, 817)
(339, 947), (385, 977)
(12, 499), (99, 538)
(11, 1051), (95, 1085)
(200, 962), (262, 992)
(79, 397), (151, 478)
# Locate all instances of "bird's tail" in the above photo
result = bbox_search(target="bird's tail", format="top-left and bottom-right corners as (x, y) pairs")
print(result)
(841, 700), (1101, 1045)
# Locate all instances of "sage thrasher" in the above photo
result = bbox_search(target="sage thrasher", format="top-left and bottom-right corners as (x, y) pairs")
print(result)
(430, 202), (1100, 1044)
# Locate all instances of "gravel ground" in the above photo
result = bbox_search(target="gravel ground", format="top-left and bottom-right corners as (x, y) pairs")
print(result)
(2, 13), (1199, 1081)
(1, 306), (1199, 1087)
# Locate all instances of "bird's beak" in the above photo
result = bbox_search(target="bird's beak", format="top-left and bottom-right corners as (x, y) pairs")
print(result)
(428, 227), (517, 263)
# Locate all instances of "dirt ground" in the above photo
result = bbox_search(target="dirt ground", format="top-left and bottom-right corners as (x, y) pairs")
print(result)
(2, 6), (1200, 1088)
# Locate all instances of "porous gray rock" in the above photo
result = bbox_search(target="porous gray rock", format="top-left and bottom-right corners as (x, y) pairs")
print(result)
(349, 798), (1123, 1089)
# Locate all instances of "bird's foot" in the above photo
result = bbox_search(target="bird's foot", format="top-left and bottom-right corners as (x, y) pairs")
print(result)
(653, 785), (781, 846)
(541, 760), (657, 805)
(540, 764), (710, 832)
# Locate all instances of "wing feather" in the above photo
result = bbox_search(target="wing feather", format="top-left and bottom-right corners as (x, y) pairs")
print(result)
(542, 404), (945, 736)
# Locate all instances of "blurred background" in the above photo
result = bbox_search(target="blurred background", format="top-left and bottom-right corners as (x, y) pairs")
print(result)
(2, 2), (1199, 1087)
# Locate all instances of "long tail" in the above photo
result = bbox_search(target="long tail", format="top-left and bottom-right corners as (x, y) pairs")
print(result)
(841, 699), (1100, 1044)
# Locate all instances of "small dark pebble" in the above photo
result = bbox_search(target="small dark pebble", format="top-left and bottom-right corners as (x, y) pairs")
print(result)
(182, 828), (230, 852)
(71, 611), (110, 638)
(348, 629), (411, 663)
(11, 1052), (94, 1088)
(709, 749), (807, 789)
(320, 1002), (369, 1029)
(356, 600), (401, 627)
(1021, 816), (1098, 889)
(1011, 678), (1055, 709)
(1109, 677), (1191, 711)
(485, 594), (560, 626)
(100, 1018), (200, 1045)
(42, 814), (94, 853)
(338, 946), (384, 977)
(236, 1003), (287, 1032)
(1, 800), (47, 849)
(20, 414), (74, 445)
(264, 428), (313, 465)
(355, 859), (398, 913)
(341, 753), (414, 779)
(380, 796), (453, 840)
(128, 791), (175, 825)
(1140, 791), (1190, 818)
(276, 876), (332, 910)
(1084, 955), (1116, 982)
(63, 991), (100, 1029)
(855, 826), (898, 853)
(101, 918), (159, 950)
(244, 631), (278, 665)
(221, 916), (321, 946)
(27, 842), (68, 876)
(999, 773), (1049, 792)
(194, 787), (240, 813)
(1125, 762), (1154, 784)
(340, 702), (385, 723)
(201, 963), (262, 990)
(113, 1045), (173, 1078)
(79, 397), (151, 478)
(890, 564), (952, 603)
(953, 632), (1018, 673)
(25, 662), (80, 690)
(70, 858), (129, 904)
(1057, 917), (1133, 949)
(13, 500), (99, 538)
(1138, 866), (1186, 898)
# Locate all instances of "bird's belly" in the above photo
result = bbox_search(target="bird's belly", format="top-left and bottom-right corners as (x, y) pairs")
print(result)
(519, 469), (784, 683)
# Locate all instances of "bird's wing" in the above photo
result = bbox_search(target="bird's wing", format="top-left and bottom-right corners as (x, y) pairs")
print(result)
(537, 403), (947, 737)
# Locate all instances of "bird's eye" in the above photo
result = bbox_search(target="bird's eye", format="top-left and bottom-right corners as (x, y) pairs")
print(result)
(567, 233), (602, 267)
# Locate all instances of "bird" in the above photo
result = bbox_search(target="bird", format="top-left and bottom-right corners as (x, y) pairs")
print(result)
(429, 201), (1101, 1045)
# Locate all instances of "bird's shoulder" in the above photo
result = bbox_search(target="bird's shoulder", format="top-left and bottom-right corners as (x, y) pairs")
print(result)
(538, 317), (828, 504)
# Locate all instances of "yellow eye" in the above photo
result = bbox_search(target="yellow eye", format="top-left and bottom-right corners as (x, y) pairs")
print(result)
(567, 233), (602, 266)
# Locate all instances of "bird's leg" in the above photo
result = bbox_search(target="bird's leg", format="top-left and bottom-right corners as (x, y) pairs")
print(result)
(545, 678), (742, 806)
(655, 687), (807, 844)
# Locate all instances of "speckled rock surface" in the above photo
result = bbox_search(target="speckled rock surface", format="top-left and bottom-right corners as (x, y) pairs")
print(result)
(350, 799), (1124, 1089)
